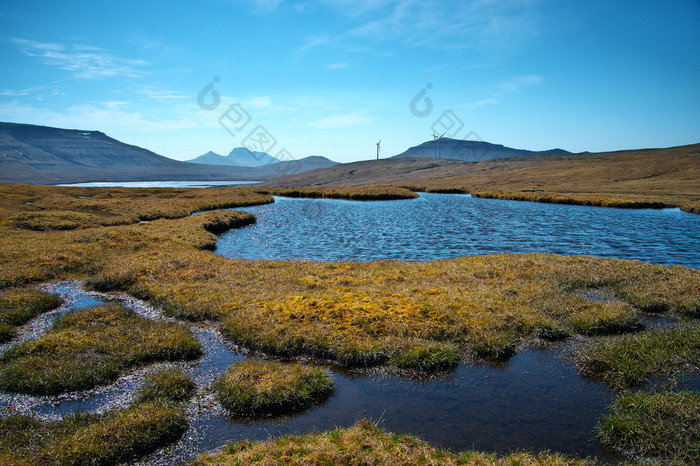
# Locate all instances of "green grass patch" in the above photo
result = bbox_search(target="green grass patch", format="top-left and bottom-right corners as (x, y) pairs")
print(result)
(0, 304), (201, 395)
(0, 287), (62, 342)
(194, 419), (598, 465)
(216, 359), (335, 416)
(598, 391), (700, 463)
(388, 339), (460, 371)
(574, 323), (700, 390)
(136, 368), (196, 402)
(0, 402), (187, 465)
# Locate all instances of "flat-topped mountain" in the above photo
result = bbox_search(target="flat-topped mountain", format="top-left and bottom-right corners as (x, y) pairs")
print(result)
(0, 123), (336, 184)
(392, 138), (570, 161)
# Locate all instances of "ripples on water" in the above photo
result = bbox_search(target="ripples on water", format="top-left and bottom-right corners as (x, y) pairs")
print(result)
(217, 193), (700, 269)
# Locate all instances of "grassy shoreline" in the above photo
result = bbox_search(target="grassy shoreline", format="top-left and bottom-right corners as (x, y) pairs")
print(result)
(194, 420), (600, 465)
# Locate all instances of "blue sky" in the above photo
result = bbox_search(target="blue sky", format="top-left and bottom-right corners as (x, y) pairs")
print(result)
(1, 0), (699, 163)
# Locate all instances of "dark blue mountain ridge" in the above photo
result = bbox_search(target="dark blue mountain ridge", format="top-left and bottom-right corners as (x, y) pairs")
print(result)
(392, 138), (570, 162)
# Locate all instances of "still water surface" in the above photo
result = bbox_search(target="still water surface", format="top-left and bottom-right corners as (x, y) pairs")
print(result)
(217, 193), (700, 268)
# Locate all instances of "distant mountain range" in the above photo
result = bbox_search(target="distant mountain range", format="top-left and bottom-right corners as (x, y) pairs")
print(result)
(187, 147), (281, 167)
(392, 138), (570, 161)
(0, 123), (337, 184)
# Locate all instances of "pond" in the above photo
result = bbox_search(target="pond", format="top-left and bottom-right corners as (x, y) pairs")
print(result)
(216, 193), (700, 269)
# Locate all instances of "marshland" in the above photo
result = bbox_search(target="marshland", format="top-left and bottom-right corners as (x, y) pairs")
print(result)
(0, 183), (698, 465)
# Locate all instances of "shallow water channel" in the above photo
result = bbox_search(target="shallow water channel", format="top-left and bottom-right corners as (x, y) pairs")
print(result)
(0, 281), (620, 464)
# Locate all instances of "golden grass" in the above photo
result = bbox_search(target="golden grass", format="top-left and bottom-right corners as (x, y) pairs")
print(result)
(194, 420), (598, 465)
(0, 183), (272, 229)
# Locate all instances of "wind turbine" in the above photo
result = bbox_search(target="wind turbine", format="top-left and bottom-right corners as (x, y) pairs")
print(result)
(376, 139), (381, 160)
(432, 132), (446, 159)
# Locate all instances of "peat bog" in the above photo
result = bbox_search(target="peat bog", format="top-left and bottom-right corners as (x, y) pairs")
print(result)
(0, 184), (698, 464)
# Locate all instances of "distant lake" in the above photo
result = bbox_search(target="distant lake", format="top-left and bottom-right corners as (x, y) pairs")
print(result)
(218, 193), (700, 269)
(58, 180), (260, 188)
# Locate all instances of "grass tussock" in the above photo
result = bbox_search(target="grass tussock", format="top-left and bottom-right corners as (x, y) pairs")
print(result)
(0, 402), (187, 465)
(194, 419), (598, 465)
(136, 368), (196, 403)
(0, 287), (62, 342)
(0, 304), (201, 395)
(598, 391), (700, 463)
(574, 323), (700, 390)
(216, 359), (335, 416)
(256, 185), (419, 201)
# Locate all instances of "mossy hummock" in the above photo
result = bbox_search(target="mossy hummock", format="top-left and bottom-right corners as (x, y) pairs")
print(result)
(216, 359), (335, 416)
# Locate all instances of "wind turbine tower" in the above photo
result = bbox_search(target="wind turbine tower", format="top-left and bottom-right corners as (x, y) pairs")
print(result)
(376, 139), (381, 160)
(432, 132), (446, 159)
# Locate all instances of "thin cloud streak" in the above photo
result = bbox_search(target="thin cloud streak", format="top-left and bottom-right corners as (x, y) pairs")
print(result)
(11, 38), (147, 79)
(298, 0), (544, 54)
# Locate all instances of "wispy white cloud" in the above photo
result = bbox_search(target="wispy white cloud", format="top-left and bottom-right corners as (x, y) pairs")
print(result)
(11, 38), (147, 79)
(457, 98), (499, 110)
(308, 111), (372, 128)
(243, 96), (273, 108)
(324, 62), (349, 70)
(299, 0), (543, 54)
(498, 74), (542, 92)
(141, 86), (189, 100)
(0, 86), (44, 97)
